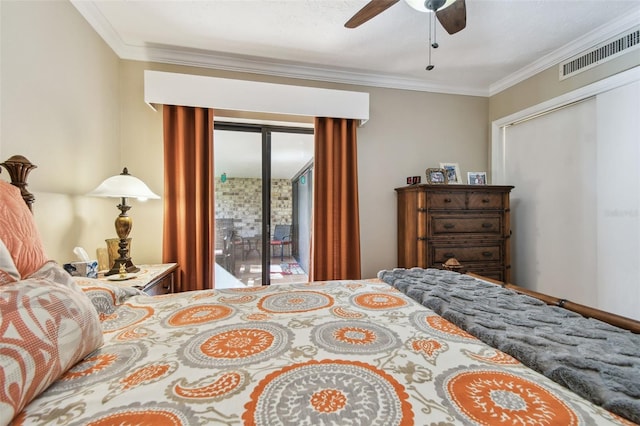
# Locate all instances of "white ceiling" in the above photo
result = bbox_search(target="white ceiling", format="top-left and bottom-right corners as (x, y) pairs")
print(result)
(73, 0), (640, 97)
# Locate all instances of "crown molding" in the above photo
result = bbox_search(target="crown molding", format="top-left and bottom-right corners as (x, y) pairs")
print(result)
(136, 44), (490, 97)
(489, 9), (640, 96)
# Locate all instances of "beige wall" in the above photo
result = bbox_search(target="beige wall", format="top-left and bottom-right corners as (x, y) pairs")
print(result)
(1, 0), (121, 264)
(2, 1), (489, 279)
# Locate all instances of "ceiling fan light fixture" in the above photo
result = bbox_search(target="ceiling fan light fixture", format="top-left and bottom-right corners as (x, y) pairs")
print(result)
(405, 0), (456, 13)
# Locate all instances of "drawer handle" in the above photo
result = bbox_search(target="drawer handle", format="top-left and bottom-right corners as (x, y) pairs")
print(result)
(482, 198), (491, 203)
(417, 208), (427, 213)
(444, 252), (455, 258)
(482, 251), (493, 257)
(443, 223), (455, 229)
(417, 236), (427, 241)
(443, 198), (452, 203)
(482, 223), (493, 228)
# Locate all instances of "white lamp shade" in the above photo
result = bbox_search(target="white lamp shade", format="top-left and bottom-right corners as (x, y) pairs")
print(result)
(405, 0), (456, 12)
(88, 173), (160, 200)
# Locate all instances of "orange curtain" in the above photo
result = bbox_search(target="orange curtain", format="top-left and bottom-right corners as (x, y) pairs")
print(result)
(312, 117), (361, 281)
(162, 105), (215, 292)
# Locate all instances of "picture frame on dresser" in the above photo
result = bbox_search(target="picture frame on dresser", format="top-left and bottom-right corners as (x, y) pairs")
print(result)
(467, 171), (487, 185)
(425, 168), (448, 184)
(440, 162), (462, 184)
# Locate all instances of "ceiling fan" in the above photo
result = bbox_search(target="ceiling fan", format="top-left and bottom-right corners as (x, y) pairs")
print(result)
(345, 0), (466, 70)
(345, 0), (466, 33)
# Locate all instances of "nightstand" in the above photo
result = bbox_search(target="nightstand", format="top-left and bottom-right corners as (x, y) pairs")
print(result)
(98, 263), (178, 295)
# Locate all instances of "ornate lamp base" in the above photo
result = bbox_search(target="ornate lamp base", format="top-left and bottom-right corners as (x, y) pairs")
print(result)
(103, 197), (139, 276)
(105, 256), (140, 276)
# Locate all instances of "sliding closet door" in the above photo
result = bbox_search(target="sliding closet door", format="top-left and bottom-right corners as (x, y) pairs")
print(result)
(595, 81), (640, 319)
(503, 98), (598, 304)
(501, 80), (640, 320)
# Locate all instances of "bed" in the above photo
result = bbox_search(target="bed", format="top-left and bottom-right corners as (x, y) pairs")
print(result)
(1, 155), (639, 426)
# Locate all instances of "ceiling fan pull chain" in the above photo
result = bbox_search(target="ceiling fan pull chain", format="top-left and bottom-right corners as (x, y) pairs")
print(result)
(432, 12), (439, 49)
(426, 13), (435, 70)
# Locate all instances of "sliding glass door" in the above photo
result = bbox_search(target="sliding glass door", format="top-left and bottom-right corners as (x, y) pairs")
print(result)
(213, 122), (313, 288)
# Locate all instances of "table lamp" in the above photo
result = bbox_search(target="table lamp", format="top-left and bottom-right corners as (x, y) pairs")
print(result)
(88, 167), (160, 275)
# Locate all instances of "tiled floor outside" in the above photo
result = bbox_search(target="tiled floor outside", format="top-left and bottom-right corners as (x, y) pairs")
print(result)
(215, 249), (309, 288)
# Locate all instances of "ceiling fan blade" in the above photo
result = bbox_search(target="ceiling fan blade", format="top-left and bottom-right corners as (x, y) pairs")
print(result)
(436, 0), (466, 34)
(345, 0), (400, 28)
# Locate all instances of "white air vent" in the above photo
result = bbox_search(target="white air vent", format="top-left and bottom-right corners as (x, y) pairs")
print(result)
(560, 27), (640, 80)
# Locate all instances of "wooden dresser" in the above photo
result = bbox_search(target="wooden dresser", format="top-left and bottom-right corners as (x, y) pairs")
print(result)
(396, 184), (514, 282)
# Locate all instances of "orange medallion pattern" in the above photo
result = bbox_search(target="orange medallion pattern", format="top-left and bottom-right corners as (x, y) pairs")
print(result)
(352, 292), (408, 310)
(335, 326), (376, 345)
(166, 304), (234, 327)
(202, 329), (274, 358)
(179, 323), (292, 368)
(310, 389), (347, 413)
(312, 321), (401, 354)
(444, 369), (580, 425)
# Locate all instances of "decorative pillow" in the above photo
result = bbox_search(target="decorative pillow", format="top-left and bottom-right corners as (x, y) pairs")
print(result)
(0, 277), (104, 424)
(0, 180), (49, 278)
(0, 238), (20, 285)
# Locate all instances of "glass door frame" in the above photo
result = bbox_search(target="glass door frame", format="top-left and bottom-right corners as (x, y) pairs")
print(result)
(214, 121), (313, 285)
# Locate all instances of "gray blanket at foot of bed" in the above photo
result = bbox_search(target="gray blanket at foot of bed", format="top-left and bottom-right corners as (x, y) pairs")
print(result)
(378, 267), (640, 424)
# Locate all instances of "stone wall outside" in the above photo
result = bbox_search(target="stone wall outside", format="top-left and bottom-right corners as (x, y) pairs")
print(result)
(215, 177), (292, 240)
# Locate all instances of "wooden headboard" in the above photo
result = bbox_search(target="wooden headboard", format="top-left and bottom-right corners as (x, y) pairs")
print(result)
(0, 155), (37, 211)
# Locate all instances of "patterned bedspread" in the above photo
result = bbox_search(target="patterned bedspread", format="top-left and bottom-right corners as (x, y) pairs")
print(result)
(14, 280), (634, 425)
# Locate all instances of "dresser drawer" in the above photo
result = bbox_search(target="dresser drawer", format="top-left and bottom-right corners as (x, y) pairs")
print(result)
(468, 192), (503, 209)
(431, 244), (502, 264)
(430, 215), (502, 236)
(427, 192), (466, 209)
